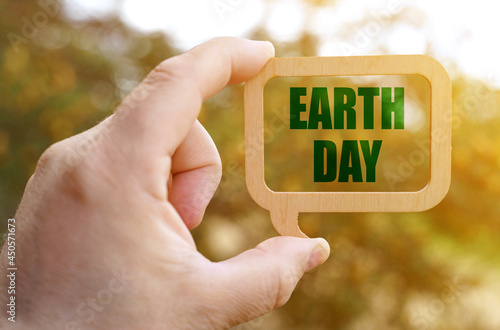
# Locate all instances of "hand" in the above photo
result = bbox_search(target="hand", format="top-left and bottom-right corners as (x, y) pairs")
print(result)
(1, 37), (330, 329)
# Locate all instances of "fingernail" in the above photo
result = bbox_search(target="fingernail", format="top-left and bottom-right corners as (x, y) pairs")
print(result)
(306, 238), (330, 272)
(262, 41), (275, 58)
(253, 40), (275, 58)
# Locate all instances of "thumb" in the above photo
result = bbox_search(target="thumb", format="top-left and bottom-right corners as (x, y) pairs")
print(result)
(208, 236), (330, 327)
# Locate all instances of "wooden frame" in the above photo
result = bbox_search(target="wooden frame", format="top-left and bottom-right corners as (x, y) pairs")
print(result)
(244, 56), (451, 237)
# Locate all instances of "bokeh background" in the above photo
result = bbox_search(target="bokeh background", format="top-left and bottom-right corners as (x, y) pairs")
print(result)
(1, 0), (500, 329)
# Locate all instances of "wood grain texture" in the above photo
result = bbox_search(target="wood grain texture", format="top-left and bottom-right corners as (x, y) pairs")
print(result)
(244, 56), (451, 237)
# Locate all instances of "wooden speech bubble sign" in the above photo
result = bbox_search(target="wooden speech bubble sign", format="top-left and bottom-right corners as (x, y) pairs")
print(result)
(244, 56), (451, 237)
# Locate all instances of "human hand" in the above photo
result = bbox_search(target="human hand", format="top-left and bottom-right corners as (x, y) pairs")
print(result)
(1, 37), (330, 329)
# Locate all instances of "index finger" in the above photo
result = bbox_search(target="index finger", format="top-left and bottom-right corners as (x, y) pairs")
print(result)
(110, 37), (275, 161)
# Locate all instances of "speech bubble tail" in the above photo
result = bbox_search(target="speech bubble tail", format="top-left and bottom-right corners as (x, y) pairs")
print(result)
(270, 208), (308, 238)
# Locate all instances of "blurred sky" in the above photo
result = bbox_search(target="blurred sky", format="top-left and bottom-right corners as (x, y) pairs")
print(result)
(61, 0), (500, 86)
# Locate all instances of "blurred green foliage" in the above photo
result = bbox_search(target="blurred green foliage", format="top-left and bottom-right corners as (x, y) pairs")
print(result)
(1, 1), (500, 329)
